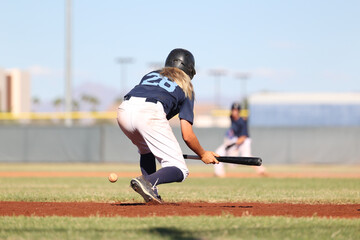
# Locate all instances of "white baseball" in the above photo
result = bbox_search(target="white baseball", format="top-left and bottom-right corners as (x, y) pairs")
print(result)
(108, 173), (118, 183)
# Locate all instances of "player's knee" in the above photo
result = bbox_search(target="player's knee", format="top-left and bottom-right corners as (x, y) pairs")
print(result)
(178, 166), (189, 182)
(165, 164), (188, 182)
(167, 166), (187, 182)
(159, 155), (189, 181)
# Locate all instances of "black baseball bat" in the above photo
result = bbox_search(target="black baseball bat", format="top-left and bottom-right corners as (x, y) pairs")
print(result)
(225, 143), (236, 150)
(183, 154), (262, 166)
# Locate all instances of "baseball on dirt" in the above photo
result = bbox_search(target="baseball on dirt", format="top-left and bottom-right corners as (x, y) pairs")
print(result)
(108, 173), (118, 183)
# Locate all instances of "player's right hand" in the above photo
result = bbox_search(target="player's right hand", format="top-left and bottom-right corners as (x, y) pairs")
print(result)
(200, 151), (219, 164)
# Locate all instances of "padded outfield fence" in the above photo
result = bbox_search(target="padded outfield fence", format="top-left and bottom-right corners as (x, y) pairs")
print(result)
(0, 124), (359, 164)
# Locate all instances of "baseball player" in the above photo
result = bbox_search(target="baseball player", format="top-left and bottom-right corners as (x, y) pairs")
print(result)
(117, 48), (219, 204)
(214, 102), (266, 177)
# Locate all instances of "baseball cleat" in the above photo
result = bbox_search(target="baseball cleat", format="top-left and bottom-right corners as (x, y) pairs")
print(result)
(130, 176), (162, 204)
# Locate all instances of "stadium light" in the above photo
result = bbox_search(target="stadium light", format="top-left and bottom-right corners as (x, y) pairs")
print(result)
(235, 72), (250, 109)
(209, 69), (227, 107)
(65, 0), (72, 126)
(116, 57), (134, 96)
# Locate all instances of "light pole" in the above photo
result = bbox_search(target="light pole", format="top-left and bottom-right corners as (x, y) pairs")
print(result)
(65, 0), (72, 126)
(116, 57), (133, 96)
(235, 72), (250, 109)
(209, 69), (227, 107)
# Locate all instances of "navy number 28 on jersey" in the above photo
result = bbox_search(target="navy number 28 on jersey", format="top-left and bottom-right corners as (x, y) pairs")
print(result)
(141, 72), (177, 92)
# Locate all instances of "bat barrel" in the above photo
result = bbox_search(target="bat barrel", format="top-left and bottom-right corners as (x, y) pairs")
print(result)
(219, 157), (262, 166)
(183, 154), (262, 166)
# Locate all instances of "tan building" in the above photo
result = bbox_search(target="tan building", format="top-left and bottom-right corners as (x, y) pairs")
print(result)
(0, 68), (31, 113)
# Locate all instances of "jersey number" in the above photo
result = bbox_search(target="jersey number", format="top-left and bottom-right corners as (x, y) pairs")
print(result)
(142, 73), (177, 92)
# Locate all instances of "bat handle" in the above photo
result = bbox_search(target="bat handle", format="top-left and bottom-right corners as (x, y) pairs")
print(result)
(183, 154), (200, 160)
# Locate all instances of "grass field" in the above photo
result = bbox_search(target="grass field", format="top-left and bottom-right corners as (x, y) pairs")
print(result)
(0, 163), (359, 240)
(1, 216), (359, 240)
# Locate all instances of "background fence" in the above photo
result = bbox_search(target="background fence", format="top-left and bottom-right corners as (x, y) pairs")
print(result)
(0, 125), (359, 164)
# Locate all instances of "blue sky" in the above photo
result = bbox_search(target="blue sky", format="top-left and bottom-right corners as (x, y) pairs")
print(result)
(0, 0), (359, 109)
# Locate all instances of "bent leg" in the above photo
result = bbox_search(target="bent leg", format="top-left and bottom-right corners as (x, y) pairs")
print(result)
(137, 112), (189, 182)
(146, 166), (184, 186)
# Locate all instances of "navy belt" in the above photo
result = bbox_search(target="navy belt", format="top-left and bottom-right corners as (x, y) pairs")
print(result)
(123, 95), (158, 104)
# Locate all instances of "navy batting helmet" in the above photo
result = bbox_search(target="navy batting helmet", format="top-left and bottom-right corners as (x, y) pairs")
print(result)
(231, 102), (241, 111)
(165, 48), (196, 79)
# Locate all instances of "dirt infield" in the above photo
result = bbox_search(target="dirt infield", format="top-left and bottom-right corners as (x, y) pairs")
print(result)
(1, 201), (359, 218)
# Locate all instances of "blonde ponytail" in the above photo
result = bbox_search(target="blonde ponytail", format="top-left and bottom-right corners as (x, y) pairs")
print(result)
(160, 67), (194, 100)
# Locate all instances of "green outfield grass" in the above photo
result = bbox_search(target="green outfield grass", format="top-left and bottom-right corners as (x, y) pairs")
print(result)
(0, 177), (359, 204)
(0, 216), (359, 240)
(0, 163), (359, 203)
(0, 163), (359, 240)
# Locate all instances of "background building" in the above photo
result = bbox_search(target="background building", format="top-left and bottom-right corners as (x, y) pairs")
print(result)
(249, 92), (360, 126)
(0, 68), (31, 114)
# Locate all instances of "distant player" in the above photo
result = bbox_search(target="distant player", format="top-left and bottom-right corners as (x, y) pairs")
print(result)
(214, 102), (266, 177)
(117, 48), (219, 204)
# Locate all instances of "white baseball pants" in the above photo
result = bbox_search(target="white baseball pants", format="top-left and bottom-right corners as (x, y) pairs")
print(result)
(117, 97), (189, 180)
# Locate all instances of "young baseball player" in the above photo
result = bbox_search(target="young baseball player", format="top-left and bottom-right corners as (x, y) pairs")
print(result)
(213, 102), (266, 177)
(117, 48), (219, 204)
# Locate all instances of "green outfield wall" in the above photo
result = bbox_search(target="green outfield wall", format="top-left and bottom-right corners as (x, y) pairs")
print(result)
(0, 125), (359, 164)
